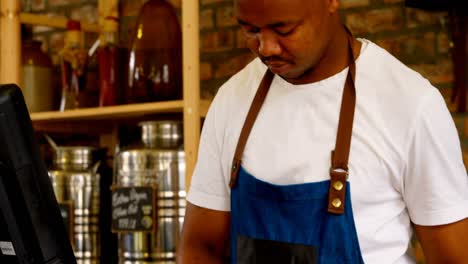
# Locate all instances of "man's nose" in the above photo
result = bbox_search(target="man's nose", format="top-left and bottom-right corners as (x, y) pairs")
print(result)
(257, 30), (281, 58)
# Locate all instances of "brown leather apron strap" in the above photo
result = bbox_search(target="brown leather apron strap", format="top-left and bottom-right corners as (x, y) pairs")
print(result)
(327, 32), (357, 215)
(229, 70), (275, 188)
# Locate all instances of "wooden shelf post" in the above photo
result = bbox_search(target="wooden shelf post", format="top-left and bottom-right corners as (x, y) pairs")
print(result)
(182, 0), (201, 191)
(0, 0), (21, 86)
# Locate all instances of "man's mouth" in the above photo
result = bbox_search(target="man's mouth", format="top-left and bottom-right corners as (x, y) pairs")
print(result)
(264, 60), (292, 74)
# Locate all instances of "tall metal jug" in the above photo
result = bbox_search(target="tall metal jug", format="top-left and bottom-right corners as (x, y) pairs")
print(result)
(113, 120), (185, 264)
(48, 145), (102, 264)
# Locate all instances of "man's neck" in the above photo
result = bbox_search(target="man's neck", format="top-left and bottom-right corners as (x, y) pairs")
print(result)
(288, 25), (361, 85)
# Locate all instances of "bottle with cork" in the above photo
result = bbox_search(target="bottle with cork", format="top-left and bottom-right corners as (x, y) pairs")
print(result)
(97, 16), (124, 107)
(59, 20), (87, 111)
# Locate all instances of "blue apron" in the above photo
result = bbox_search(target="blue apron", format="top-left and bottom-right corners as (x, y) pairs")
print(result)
(228, 31), (364, 263)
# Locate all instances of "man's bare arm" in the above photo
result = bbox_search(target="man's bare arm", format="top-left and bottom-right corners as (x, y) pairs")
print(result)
(177, 202), (231, 264)
(414, 218), (468, 264)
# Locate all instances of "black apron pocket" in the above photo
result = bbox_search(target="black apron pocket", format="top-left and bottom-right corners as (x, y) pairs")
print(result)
(237, 234), (317, 264)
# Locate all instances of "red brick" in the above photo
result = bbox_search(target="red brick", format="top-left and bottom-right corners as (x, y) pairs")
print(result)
(452, 110), (464, 131)
(402, 32), (436, 58)
(200, 9), (214, 30)
(405, 8), (446, 28)
(200, 62), (212, 81)
(31, 0), (46, 11)
(409, 59), (454, 85)
(463, 150), (468, 169)
(201, 30), (235, 52)
(216, 5), (237, 27)
(201, 32), (217, 51)
(217, 30), (235, 49)
(438, 87), (453, 104)
(447, 99), (458, 114)
(376, 33), (436, 59)
(375, 38), (402, 58)
(214, 53), (255, 78)
(346, 7), (404, 34)
(437, 32), (452, 54)
(236, 28), (248, 48)
(71, 5), (98, 25)
(463, 117), (468, 138)
(340, 0), (370, 9)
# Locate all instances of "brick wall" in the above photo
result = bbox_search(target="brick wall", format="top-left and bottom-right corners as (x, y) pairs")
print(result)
(199, 0), (456, 101)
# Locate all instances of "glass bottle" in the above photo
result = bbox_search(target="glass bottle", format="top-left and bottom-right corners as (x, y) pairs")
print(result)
(126, 0), (182, 104)
(97, 16), (125, 106)
(59, 20), (88, 111)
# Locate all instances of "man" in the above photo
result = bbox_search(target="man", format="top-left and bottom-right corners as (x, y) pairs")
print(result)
(178, 0), (468, 263)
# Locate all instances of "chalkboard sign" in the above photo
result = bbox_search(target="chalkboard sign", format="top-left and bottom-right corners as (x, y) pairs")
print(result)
(58, 201), (74, 242)
(111, 186), (157, 233)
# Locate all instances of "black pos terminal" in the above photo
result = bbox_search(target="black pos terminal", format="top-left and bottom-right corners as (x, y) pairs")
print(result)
(0, 84), (76, 264)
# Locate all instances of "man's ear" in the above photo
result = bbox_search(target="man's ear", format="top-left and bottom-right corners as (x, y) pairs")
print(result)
(328, 0), (340, 13)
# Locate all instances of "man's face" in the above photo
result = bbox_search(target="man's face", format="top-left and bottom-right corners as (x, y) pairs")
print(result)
(235, 0), (335, 83)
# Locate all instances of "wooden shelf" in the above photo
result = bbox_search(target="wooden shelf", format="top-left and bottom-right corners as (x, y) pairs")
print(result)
(30, 100), (210, 132)
(20, 13), (100, 33)
(31, 100), (183, 122)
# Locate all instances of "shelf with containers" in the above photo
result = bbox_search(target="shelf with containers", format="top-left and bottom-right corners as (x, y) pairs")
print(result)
(0, 0), (207, 189)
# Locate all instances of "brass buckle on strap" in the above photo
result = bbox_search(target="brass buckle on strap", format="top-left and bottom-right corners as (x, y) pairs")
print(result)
(327, 167), (348, 214)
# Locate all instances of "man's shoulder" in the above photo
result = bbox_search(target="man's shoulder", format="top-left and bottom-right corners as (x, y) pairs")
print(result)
(358, 39), (437, 100)
(355, 39), (446, 141)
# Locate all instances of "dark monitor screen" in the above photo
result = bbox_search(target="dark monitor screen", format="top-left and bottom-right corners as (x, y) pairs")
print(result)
(0, 84), (76, 264)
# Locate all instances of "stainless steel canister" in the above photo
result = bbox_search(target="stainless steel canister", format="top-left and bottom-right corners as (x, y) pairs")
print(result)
(53, 146), (95, 171)
(48, 146), (101, 264)
(115, 121), (185, 264)
(141, 120), (183, 148)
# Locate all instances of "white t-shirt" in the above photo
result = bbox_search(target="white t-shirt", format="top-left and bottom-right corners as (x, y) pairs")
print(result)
(187, 39), (468, 263)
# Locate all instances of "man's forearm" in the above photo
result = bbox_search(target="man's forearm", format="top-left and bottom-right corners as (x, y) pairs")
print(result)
(414, 219), (468, 264)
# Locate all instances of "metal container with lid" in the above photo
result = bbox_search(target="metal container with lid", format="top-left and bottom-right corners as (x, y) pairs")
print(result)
(140, 120), (183, 148)
(53, 146), (96, 171)
(48, 145), (102, 264)
(114, 120), (185, 264)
